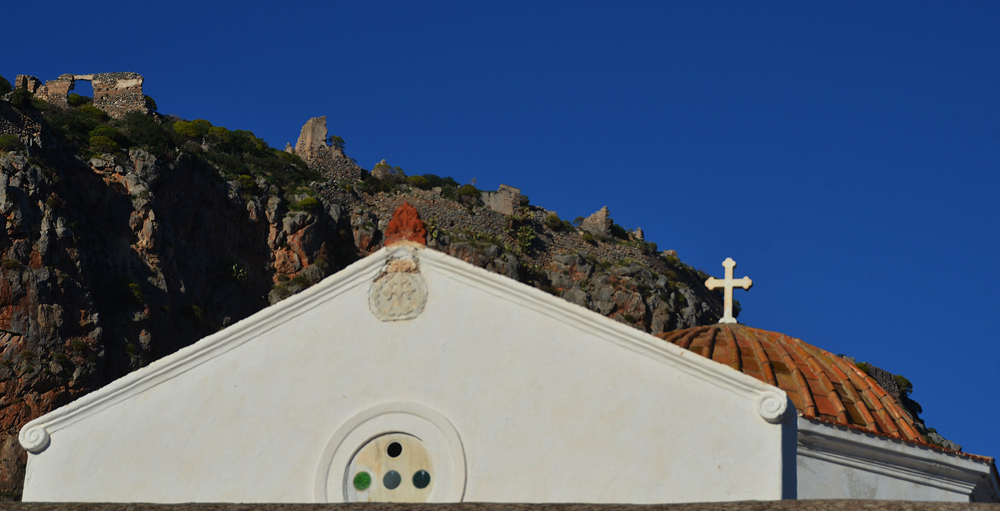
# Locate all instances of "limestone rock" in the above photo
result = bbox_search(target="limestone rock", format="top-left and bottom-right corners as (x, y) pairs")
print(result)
(371, 159), (403, 183)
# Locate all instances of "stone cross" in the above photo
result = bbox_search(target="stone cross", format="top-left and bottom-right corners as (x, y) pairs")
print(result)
(705, 257), (752, 324)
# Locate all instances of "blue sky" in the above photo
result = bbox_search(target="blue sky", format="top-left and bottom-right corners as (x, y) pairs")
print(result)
(4, 2), (999, 458)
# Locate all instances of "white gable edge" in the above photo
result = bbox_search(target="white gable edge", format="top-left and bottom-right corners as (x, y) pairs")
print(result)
(19, 248), (386, 453)
(19, 245), (788, 454)
(415, 247), (788, 411)
(797, 417), (999, 501)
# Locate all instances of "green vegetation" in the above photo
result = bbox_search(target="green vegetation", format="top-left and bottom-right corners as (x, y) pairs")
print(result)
(8, 88), (31, 108)
(173, 119), (213, 139)
(0, 134), (22, 152)
(90, 125), (127, 145)
(0, 74), (11, 95)
(406, 175), (430, 189)
(236, 174), (256, 191)
(420, 174), (459, 189)
(516, 225), (536, 253)
(544, 213), (566, 231)
(127, 282), (144, 303)
(79, 104), (107, 121)
(1, 259), (22, 270)
(457, 183), (480, 198)
(895, 374), (923, 419)
(361, 175), (392, 194)
(88, 135), (120, 153)
(290, 196), (323, 214)
(66, 93), (91, 107)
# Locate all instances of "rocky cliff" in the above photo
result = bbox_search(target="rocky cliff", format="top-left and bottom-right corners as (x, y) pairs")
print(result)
(0, 88), (727, 498)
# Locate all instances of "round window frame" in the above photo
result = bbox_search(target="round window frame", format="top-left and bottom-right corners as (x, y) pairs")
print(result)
(314, 402), (466, 503)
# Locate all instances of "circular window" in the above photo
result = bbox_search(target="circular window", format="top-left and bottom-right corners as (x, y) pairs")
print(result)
(315, 402), (466, 503)
(346, 433), (434, 502)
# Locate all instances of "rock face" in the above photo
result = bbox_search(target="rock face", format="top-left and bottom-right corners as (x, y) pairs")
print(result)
(581, 206), (613, 234)
(0, 107), (725, 499)
(0, 145), (356, 498)
(291, 116), (365, 181)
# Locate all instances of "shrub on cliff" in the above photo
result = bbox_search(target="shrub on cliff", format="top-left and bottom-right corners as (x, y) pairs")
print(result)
(0, 74), (11, 95)
(420, 174), (459, 189)
(326, 135), (345, 150)
(290, 197), (323, 214)
(457, 184), (480, 198)
(36, 101), (103, 145)
(0, 134), (22, 152)
(208, 126), (232, 145)
(406, 175), (430, 189)
(115, 111), (173, 157)
(361, 176), (391, 194)
(544, 213), (563, 231)
(89, 135), (120, 153)
(173, 119), (212, 139)
(67, 93), (92, 107)
(89, 126), (128, 147)
(8, 88), (31, 108)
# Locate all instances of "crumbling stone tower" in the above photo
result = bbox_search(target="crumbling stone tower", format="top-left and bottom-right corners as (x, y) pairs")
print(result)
(288, 116), (366, 181)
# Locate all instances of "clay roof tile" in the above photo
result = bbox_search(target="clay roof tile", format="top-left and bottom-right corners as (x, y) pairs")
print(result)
(655, 324), (928, 446)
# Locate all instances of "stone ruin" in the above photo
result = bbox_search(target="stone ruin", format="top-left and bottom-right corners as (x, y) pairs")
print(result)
(0, 101), (42, 147)
(287, 116), (366, 181)
(481, 184), (526, 216)
(580, 206), (613, 234)
(14, 72), (149, 119)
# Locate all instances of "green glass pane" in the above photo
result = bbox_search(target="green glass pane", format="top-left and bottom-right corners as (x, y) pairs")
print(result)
(353, 471), (372, 491)
(412, 470), (431, 489)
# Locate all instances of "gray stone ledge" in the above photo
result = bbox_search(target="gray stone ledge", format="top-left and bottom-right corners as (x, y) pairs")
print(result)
(0, 502), (995, 511)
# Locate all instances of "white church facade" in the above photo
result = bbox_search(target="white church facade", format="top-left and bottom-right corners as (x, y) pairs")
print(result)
(17, 205), (999, 503)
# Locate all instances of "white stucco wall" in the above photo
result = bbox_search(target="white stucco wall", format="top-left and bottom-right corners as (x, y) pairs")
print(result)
(797, 456), (967, 501)
(21, 247), (790, 503)
(796, 418), (995, 502)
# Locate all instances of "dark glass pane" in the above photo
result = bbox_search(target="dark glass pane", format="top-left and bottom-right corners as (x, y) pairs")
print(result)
(383, 470), (401, 490)
(412, 470), (431, 489)
(387, 442), (402, 458)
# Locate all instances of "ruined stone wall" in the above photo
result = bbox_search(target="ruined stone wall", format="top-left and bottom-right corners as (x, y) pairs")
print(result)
(88, 72), (148, 119)
(481, 184), (524, 215)
(12, 76), (41, 94)
(0, 102), (42, 147)
(18, 72), (148, 119)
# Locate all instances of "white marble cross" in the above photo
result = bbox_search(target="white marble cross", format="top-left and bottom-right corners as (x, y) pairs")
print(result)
(705, 257), (752, 324)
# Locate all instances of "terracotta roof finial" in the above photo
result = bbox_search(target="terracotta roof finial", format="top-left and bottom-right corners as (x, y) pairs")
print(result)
(705, 257), (752, 324)
(384, 202), (427, 246)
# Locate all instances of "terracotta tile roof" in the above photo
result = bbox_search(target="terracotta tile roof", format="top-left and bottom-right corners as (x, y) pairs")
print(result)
(655, 324), (926, 444)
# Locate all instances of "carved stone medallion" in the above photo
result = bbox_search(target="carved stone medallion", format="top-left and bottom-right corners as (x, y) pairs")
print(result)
(369, 255), (427, 321)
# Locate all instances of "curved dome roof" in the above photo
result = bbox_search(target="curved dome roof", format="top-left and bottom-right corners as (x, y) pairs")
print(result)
(656, 324), (925, 444)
